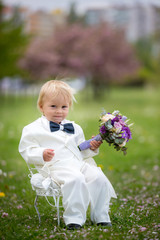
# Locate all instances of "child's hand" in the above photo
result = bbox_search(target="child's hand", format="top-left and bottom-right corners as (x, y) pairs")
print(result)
(90, 136), (102, 151)
(43, 149), (55, 162)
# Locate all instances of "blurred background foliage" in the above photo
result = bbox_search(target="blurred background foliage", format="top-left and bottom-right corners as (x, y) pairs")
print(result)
(0, 0), (160, 98)
(19, 23), (139, 98)
(0, 1), (29, 79)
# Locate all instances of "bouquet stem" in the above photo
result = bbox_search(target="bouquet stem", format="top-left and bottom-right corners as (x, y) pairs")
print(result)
(78, 134), (102, 151)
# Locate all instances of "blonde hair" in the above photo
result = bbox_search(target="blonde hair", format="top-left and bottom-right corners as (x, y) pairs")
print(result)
(37, 80), (76, 111)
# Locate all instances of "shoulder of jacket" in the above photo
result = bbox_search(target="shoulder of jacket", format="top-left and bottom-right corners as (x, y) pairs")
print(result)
(23, 118), (41, 131)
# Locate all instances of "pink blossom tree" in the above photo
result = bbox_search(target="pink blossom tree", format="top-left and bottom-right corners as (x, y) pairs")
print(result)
(20, 23), (139, 97)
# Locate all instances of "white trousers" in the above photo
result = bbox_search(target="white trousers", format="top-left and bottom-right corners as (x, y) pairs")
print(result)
(45, 162), (115, 226)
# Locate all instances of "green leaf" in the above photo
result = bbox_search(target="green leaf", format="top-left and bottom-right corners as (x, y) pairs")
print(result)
(115, 138), (125, 144)
(105, 119), (111, 127)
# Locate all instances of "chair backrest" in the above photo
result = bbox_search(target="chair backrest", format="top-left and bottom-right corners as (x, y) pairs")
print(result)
(26, 162), (61, 197)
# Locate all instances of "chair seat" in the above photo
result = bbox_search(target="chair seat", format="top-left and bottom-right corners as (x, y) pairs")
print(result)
(34, 187), (61, 197)
(31, 172), (59, 188)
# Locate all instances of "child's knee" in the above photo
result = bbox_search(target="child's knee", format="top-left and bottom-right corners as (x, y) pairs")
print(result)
(94, 171), (107, 186)
(70, 172), (86, 187)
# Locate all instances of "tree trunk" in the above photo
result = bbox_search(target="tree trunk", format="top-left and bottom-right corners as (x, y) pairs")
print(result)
(92, 77), (109, 99)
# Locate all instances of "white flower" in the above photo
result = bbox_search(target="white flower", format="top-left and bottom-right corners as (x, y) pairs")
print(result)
(101, 114), (115, 123)
(112, 110), (120, 115)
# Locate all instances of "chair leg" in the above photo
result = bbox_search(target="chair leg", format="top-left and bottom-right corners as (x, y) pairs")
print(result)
(57, 196), (60, 226)
(34, 195), (41, 225)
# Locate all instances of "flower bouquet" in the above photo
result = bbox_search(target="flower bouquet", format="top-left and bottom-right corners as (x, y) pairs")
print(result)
(78, 110), (132, 155)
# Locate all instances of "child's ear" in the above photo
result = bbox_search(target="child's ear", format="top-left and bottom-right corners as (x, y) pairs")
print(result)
(39, 104), (43, 113)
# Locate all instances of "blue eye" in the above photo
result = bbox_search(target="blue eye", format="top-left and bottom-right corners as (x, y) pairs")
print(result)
(62, 106), (67, 109)
(51, 105), (56, 108)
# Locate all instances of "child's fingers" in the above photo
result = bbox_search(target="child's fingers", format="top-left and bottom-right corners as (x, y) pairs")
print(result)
(91, 136), (103, 143)
(43, 149), (55, 161)
(90, 142), (97, 149)
(90, 140), (102, 149)
(47, 149), (54, 155)
(46, 154), (54, 161)
(47, 152), (55, 158)
(47, 150), (54, 154)
(91, 140), (101, 145)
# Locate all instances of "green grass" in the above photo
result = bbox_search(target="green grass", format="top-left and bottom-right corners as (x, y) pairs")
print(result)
(0, 87), (160, 240)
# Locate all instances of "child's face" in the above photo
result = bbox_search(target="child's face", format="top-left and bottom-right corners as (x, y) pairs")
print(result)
(40, 94), (70, 123)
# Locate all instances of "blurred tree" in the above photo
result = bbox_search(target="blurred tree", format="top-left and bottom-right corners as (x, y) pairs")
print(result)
(20, 23), (139, 98)
(133, 37), (160, 85)
(0, 0), (28, 79)
(135, 38), (154, 71)
(67, 2), (86, 25)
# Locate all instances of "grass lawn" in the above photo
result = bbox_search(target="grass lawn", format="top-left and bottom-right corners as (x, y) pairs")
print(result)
(0, 86), (160, 240)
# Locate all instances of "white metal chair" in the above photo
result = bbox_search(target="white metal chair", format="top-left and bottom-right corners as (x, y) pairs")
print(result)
(27, 164), (62, 226)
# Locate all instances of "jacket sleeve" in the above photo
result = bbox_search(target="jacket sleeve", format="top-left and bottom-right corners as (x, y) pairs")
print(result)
(19, 126), (45, 165)
(76, 124), (99, 160)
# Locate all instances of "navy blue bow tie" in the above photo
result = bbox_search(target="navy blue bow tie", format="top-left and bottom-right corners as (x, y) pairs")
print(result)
(50, 121), (74, 134)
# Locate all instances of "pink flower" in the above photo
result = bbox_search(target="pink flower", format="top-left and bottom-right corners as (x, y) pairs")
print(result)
(2, 212), (8, 218)
(119, 119), (126, 126)
(139, 227), (147, 232)
(114, 122), (122, 133)
(17, 205), (23, 209)
(49, 235), (54, 239)
(121, 198), (128, 202)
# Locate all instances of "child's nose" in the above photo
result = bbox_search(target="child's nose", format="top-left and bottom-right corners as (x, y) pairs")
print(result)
(56, 108), (62, 113)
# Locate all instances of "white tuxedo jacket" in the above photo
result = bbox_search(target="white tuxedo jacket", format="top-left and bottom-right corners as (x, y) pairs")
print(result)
(19, 116), (98, 169)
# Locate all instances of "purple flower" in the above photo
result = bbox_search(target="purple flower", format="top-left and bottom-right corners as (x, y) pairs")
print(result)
(111, 115), (122, 125)
(100, 125), (106, 135)
(119, 119), (126, 126)
(121, 126), (132, 140)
